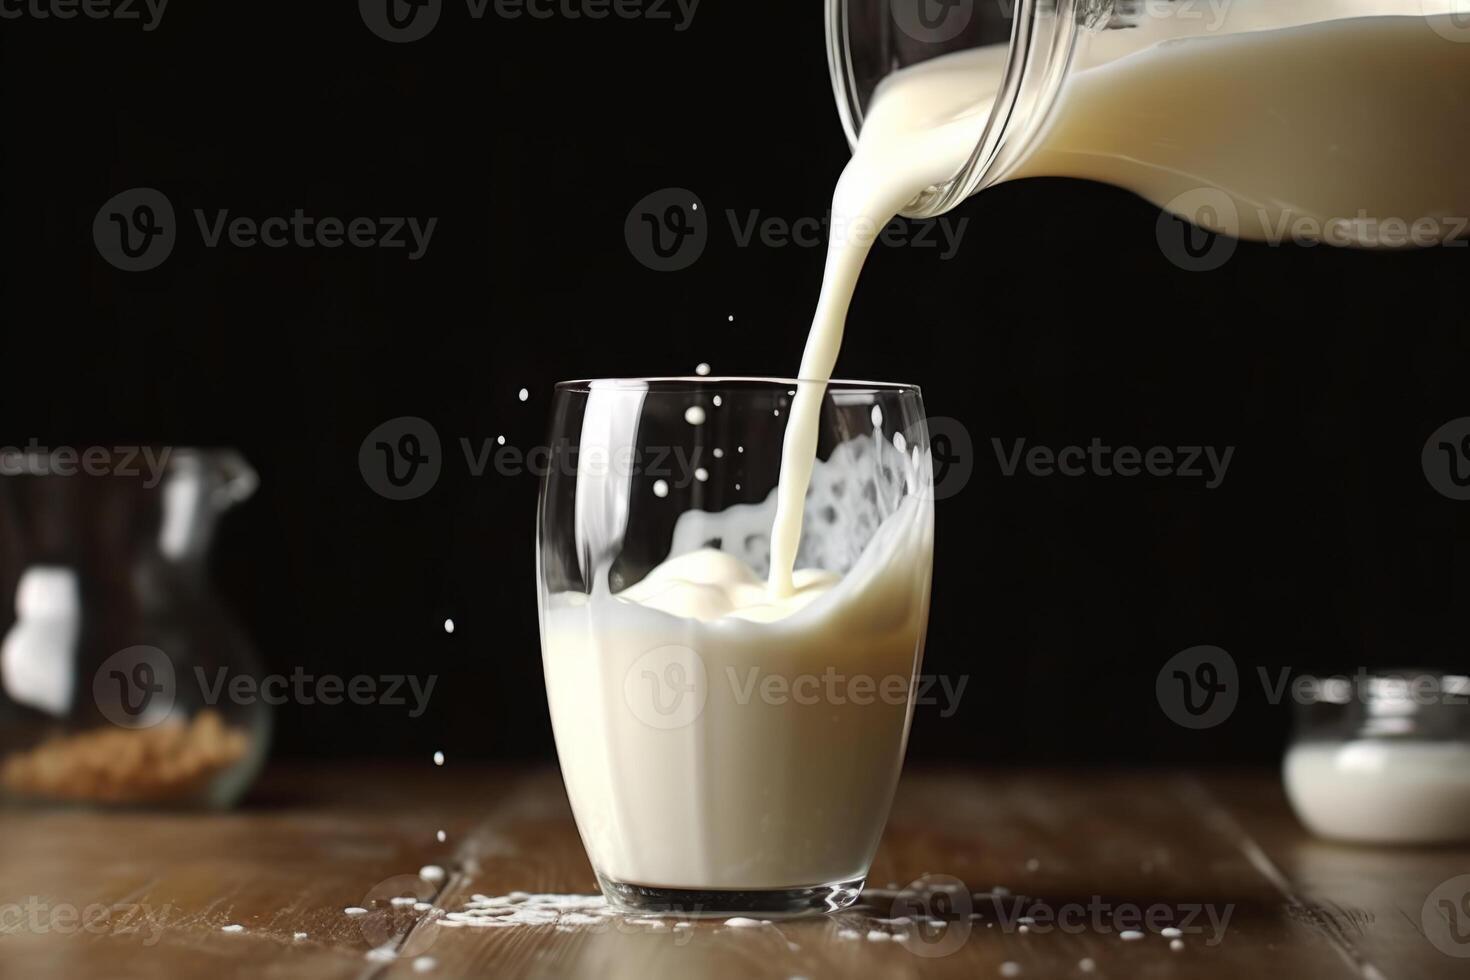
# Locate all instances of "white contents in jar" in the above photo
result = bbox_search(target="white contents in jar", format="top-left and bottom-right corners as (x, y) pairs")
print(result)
(1284, 740), (1470, 844)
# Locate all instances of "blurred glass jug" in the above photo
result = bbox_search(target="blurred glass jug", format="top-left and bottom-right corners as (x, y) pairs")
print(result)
(0, 447), (269, 808)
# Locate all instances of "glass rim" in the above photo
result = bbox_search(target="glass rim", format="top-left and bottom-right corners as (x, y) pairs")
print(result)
(552, 376), (922, 393)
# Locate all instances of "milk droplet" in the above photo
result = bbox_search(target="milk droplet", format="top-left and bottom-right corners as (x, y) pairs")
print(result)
(344, 907), (368, 916)
(734, 483), (741, 491)
(684, 406), (707, 426)
(293, 932), (308, 941)
(497, 435), (506, 446)
(737, 446), (744, 453)
(1025, 858), (1040, 871)
(443, 618), (455, 634)
(694, 363), (711, 376)
(871, 405), (883, 428)
(433, 751), (445, 766)
(1170, 939), (1185, 952)
(712, 394), (722, 407)
(414, 957), (438, 973)
(436, 830), (447, 843)
(222, 924), (244, 933)
(1161, 927), (1182, 938)
(727, 314), (734, 322)
(773, 409), (780, 417)
(518, 388), (529, 402)
(713, 448), (724, 459)
(1079, 959), (1096, 973)
(1120, 930), (1145, 941)
(893, 432), (906, 453)
(653, 480), (669, 498)
(420, 865), (446, 883)
(725, 917), (766, 928)
(1001, 964), (1022, 978)
(695, 468), (709, 482)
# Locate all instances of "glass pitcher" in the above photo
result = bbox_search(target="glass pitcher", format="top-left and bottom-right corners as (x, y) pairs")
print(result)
(0, 447), (269, 808)
(828, 0), (1470, 245)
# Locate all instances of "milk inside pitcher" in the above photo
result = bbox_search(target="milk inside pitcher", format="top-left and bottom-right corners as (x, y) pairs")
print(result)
(828, 0), (1470, 245)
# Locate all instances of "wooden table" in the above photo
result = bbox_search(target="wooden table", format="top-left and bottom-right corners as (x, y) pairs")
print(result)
(1, 767), (1466, 978)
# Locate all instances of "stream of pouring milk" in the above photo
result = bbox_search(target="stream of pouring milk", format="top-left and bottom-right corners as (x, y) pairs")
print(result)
(767, 43), (1006, 596)
(771, 11), (1470, 593)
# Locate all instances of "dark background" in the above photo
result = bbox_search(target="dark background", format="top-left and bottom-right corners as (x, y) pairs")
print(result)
(1, 4), (1465, 767)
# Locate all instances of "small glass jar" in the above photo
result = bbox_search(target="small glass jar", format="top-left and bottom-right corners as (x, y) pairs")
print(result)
(827, 0), (1470, 244)
(1284, 671), (1470, 844)
(0, 448), (270, 808)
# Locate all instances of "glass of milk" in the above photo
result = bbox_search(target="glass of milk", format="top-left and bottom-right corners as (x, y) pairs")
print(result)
(1284, 671), (1470, 844)
(537, 378), (935, 915)
(828, 0), (1470, 243)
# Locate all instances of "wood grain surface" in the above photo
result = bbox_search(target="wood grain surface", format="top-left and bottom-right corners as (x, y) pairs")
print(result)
(1, 766), (1466, 979)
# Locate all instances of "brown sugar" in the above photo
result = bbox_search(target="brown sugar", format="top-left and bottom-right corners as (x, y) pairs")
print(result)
(1, 709), (251, 804)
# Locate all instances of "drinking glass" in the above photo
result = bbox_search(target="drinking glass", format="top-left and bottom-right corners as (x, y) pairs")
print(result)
(537, 378), (934, 915)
